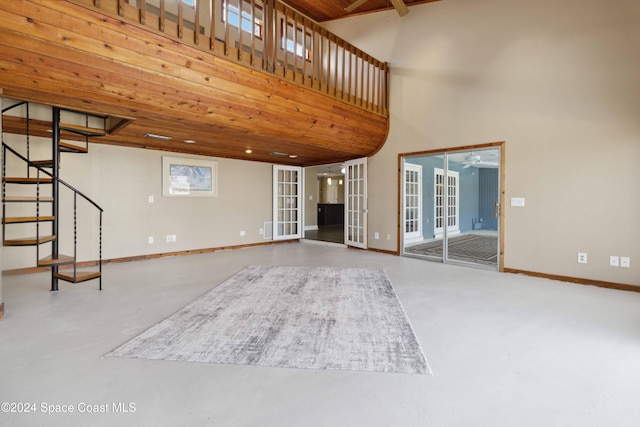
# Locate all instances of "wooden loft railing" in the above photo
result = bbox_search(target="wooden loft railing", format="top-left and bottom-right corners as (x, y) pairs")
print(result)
(71, 0), (389, 116)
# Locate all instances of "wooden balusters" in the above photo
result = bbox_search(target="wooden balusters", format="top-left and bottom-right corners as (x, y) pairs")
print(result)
(249, 0), (256, 65)
(139, 0), (146, 25)
(69, 0), (388, 116)
(159, 0), (165, 32)
(237, 0), (243, 61)
(193, 0), (200, 45)
(177, 0), (184, 39)
(224, 0), (230, 56)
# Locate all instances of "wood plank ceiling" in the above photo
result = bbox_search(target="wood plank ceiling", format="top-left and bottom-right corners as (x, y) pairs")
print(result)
(0, 1), (438, 166)
(284, 0), (440, 22)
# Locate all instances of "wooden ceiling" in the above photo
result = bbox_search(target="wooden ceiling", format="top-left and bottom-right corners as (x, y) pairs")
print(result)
(0, 0), (389, 167)
(283, 0), (440, 22)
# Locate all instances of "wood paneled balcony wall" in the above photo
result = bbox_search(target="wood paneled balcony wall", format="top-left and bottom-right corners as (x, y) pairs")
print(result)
(0, 0), (390, 166)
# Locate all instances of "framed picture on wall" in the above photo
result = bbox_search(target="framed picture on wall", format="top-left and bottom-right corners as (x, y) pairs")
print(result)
(162, 156), (218, 197)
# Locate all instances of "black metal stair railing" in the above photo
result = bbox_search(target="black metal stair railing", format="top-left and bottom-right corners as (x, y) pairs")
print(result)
(2, 142), (103, 290)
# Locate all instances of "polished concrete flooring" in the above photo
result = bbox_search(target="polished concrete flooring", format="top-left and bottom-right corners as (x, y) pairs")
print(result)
(1, 242), (639, 426)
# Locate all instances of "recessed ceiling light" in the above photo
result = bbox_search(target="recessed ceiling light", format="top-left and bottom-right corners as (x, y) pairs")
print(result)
(270, 152), (288, 157)
(245, 149), (253, 154)
(289, 154), (298, 158)
(184, 139), (196, 144)
(144, 133), (172, 141)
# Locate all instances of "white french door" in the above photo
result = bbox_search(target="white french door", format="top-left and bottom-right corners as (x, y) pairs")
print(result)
(272, 165), (302, 240)
(403, 163), (423, 243)
(434, 168), (460, 239)
(344, 158), (367, 248)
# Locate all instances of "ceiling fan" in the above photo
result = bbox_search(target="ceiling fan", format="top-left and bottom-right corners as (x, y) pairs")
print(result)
(462, 152), (499, 169)
(345, 0), (410, 17)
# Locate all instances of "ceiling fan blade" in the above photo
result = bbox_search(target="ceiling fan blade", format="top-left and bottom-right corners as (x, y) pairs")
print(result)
(390, 0), (409, 16)
(345, 0), (370, 13)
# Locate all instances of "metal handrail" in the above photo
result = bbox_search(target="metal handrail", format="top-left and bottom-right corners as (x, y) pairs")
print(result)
(3, 143), (103, 212)
(2, 142), (103, 289)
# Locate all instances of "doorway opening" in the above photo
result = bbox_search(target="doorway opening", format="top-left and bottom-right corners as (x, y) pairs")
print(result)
(399, 143), (505, 270)
(303, 163), (346, 244)
(303, 158), (368, 247)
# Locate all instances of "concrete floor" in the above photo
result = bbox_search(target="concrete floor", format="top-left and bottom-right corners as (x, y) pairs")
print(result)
(1, 242), (639, 426)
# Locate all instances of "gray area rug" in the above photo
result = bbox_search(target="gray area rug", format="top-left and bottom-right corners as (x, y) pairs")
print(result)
(406, 234), (497, 266)
(106, 266), (429, 374)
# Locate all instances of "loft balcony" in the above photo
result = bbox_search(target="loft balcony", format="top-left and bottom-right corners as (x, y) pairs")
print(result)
(0, 0), (390, 165)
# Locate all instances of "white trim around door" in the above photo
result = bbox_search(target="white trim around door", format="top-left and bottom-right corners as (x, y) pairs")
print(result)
(403, 163), (423, 244)
(344, 158), (367, 249)
(273, 165), (302, 240)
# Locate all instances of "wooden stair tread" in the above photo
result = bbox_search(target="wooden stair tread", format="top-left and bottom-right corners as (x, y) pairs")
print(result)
(54, 271), (101, 283)
(4, 177), (53, 184)
(3, 215), (55, 224)
(59, 141), (88, 153)
(38, 254), (75, 266)
(59, 123), (106, 137)
(3, 196), (54, 202)
(3, 235), (56, 246)
(30, 160), (54, 167)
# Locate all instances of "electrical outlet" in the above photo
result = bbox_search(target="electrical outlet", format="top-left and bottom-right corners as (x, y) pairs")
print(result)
(171, 235), (177, 242)
(577, 252), (587, 264)
(259, 228), (264, 235)
(386, 234), (391, 241)
(148, 195), (154, 203)
(166, 234), (172, 243)
(240, 230), (245, 237)
(610, 256), (619, 267)
(374, 232), (380, 240)
(148, 236), (154, 244)
(620, 257), (630, 268)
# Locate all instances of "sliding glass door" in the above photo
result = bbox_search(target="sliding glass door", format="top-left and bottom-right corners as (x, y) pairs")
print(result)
(402, 147), (501, 269)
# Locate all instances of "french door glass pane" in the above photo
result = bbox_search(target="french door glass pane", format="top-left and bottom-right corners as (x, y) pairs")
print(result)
(403, 150), (499, 269)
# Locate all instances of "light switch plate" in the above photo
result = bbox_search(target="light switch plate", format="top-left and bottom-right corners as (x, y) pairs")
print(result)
(511, 197), (525, 207)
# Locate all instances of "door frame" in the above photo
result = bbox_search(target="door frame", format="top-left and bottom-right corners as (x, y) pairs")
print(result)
(397, 141), (506, 271)
(403, 162), (423, 244)
(433, 167), (461, 239)
(344, 157), (368, 249)
(272, 164), (303, 240)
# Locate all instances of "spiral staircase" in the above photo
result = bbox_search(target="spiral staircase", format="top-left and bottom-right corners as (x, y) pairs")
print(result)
(2, 101), (103, 291)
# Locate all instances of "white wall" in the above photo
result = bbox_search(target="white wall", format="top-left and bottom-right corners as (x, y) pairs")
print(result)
(325, 0), (640, 285)
(1, 123), (273, 270)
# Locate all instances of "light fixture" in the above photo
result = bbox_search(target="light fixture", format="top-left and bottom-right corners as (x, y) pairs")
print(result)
(184, 139), (196, 144)
(339, 179), (343, 185)
(144, 133), (172, 141)
(341, 167), (345, 174)
(144, 133), (171, 141)
(270, 152), (288, 157)
(327, 177), (332, 185)
(289, 154), (298, 159)
(245, 149), (253, 154)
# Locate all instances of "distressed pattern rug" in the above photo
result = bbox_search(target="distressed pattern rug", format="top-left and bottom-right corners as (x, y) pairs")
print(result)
(106, 266), (429, 374)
